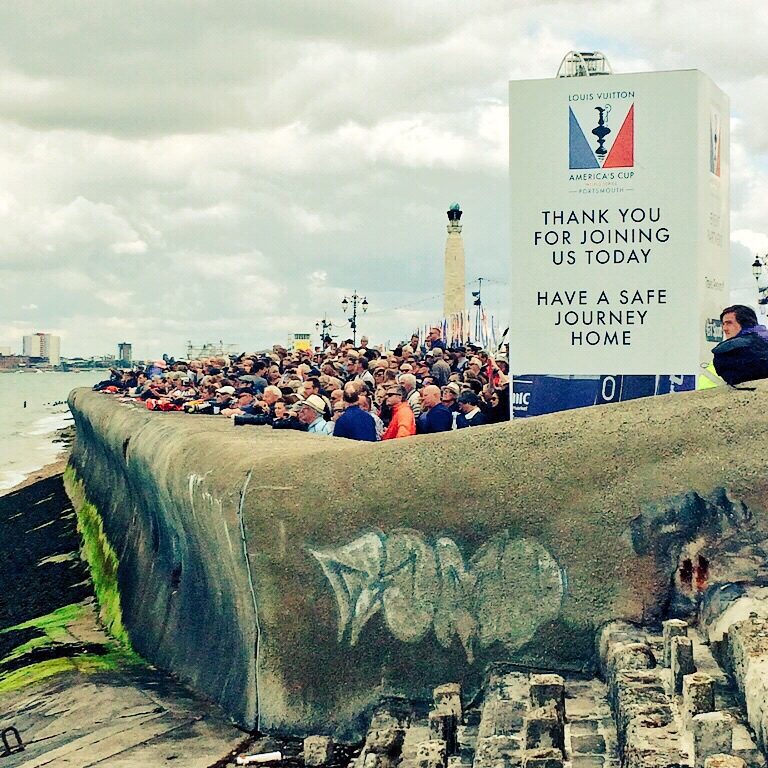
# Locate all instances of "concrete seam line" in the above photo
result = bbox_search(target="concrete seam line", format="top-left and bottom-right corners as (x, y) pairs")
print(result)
(237, 468), (260, 732)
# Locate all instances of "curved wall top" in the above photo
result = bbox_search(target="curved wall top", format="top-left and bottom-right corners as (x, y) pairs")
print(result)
(68, 384), (768, 736)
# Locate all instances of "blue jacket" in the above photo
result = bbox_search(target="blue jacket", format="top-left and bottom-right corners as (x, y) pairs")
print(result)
(712, 324), (768, 385)
(417, 403), (453, 434)
(333, 405), (377, 442)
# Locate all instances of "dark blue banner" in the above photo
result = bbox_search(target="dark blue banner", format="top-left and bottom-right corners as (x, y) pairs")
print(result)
(511, 374), (695, 418)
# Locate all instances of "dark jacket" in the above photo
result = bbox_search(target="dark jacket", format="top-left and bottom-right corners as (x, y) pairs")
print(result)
(333, 405), (377, 442)
(417, 403), (454, 434)
(712, 325), (768, 385)
(456, 409), (488, 429)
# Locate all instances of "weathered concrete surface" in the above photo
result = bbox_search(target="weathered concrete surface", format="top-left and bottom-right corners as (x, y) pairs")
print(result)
(1, 666), (244, 768)
(67, 383), (768, 737)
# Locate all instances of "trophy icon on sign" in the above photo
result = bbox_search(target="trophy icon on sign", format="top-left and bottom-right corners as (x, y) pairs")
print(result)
(592, 105), (612, 159)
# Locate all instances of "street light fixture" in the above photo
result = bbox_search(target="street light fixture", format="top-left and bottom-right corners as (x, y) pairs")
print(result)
(315, 316), (333, 347)
(341, 291), (368, 345)
(752, 253), (768, 313)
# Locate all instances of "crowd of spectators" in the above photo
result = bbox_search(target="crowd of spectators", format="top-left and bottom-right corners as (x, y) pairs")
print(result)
(94, 327), (510, 442)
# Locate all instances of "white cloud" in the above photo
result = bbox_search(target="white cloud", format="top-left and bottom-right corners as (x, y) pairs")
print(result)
(0, 1), (765, 357)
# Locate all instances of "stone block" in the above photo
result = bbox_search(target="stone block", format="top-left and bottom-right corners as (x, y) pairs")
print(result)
(523, 704), (564, 756)
(304, 736), (335, 766)
(434, 683), (462, 718)
(363, 754), (396, 768)
(529, 674), (565, 723)
(671, 636), (695, 694)
(522, 748), (563, 768)
(683, 673), (715, 724)
(365, 728), (405, 756)
(429, 710), (458, 755)
(570, 732), (606, 754)
(692, 712), (733, 768)
(662, 619), (689, 667)
(570, 758), (604, 768)
(704, 756), (746, 768)
(415, 739), (447, 768)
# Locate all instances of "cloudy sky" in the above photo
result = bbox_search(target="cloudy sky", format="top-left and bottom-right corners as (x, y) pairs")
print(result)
(0, 0), (765, 359)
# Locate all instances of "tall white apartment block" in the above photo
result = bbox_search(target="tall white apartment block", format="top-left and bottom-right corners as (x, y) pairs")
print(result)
(23, 332), (61, 365)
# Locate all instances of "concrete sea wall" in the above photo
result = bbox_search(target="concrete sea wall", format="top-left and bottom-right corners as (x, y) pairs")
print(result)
(67, 384), (768, 737)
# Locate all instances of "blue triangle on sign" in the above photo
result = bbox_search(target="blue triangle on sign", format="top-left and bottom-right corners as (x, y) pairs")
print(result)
(569, 107), (599, 169)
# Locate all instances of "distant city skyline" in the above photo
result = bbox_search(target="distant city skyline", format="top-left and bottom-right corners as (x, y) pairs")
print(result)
(0, 2), (764, 358)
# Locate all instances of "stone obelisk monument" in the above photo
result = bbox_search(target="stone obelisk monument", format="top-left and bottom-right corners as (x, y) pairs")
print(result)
(444, 203), (466, 317)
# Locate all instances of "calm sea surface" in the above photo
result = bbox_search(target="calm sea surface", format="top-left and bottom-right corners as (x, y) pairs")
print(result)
(0, 370), (105, 491)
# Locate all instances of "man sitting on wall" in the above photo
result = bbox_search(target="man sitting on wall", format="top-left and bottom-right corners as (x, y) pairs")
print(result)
(712, 304), (768, 386)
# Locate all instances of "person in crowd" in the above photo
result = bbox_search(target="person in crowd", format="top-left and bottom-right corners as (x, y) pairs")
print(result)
(456, 391), (488, 428)
(381, 385), (416, 440)
(358, 392), (384, 440)
(441, 382), (461, 414)
(348, 354), (375, 389)
(712, 304), (768, 385)
(302, 376), (332, 419)
(333, 383), (377, 442)
(358, 335), (376, 362)
(399, 373), (421, 417)
(429, 348), (452, 387)
(426, 327), (446, 351)
(297, 394), (334, 435)
(222, 388), (259, 418)
(417, 385), (453, 434)
(271, 399), (307, 430)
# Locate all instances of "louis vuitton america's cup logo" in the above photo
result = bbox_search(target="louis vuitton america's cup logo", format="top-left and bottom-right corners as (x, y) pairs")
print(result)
(569, 100), (634, 170)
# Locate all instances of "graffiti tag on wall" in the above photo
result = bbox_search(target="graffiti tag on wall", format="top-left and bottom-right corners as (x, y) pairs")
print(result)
(310, 529), (564, 663)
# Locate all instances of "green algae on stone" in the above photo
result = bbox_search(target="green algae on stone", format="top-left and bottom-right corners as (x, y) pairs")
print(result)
(0, 646), (142, 694)
(63, 466), (129, 646)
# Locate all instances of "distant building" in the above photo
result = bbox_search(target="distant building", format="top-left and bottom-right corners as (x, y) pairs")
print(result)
(0, 355), (28, 370)
(117, 342), (133, 365)
(23, 332), (61, 365)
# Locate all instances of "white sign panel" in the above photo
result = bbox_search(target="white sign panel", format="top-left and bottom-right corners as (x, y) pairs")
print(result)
(509, 70), (729, 375)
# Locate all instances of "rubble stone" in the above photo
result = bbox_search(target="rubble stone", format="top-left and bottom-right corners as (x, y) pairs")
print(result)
(683, 673), (715, 724)
(570, 732), (606, 754)
(523, 703), (564, 756)
(703, 756), (747, 768)
(429, 710), (458, 755)
(416, 739), (448, 768)
(529, 674), (565, 723)
(692, 712), (733, 768)
(365, 728), (406, 755)
(434, 684), (463, 718)
(671, 635), (695, 694)
(722, 616), (768, 754)
(663, 619), (689, 667)
(522, 748), (563, 767)
(304, 736), (335, 766)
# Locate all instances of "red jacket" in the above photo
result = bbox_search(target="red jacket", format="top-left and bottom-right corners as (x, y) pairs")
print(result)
(381, 402), (416, 440)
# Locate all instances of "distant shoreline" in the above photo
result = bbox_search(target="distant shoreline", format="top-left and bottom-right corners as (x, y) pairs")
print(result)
(0, 425), (74, 498)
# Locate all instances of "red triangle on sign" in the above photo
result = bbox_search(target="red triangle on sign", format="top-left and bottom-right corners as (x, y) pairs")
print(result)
(603, 105), (634, 168)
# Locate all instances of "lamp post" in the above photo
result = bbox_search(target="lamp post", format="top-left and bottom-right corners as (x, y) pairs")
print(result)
(752, 254), (768, 313)
(341, 291), (368, 345)
(315, 316), (333, 348)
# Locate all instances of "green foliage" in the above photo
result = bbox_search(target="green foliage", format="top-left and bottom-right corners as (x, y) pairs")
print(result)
(63, 466), (130, 646)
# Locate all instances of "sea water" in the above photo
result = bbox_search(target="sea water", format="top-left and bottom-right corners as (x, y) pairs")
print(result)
(0, 370), (105, 491)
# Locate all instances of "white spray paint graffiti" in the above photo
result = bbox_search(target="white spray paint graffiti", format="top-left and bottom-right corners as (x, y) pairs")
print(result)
(310, 529), (564, 662)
